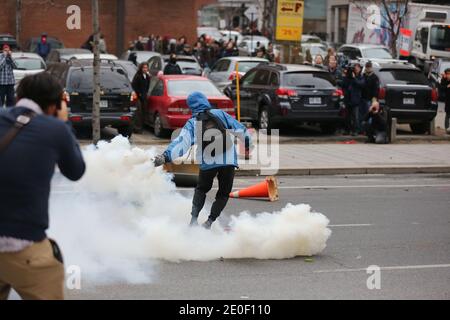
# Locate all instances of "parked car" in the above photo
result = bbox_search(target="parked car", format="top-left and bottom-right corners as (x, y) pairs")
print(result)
(146, 75), (235, 137)
(237, 36), (270, 56)
(205, 57), (269, 92)
(197, 27), (225, 42)
(301, 34), (322, 44)
(24, 36), (64, 53)
(220, 30), (243, 44)
(120, 50), (160, 66)
(0, 34), (18, 50)
(372, 60), (438, 134)
(428, 58), (450, 101)
(148, 55), (203, 76)
(224, 63), (344, 132)
(113, 60), (138, 82)
(11, 52), (46, 88)
(46, 61), (135, 137)
(338, 44), (394, 60)
(301, 43), (328, 58)
(46, 48), (91, 63)
(59, 53), (118, 63)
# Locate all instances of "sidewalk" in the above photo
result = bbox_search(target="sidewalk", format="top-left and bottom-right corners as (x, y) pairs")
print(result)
(138, 143), (450, 176)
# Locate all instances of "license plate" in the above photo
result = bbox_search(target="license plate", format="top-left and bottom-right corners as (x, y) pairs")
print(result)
(403, 98), (415, 105)
(308, 97), (322, 105)
(100, 100), (108, 108)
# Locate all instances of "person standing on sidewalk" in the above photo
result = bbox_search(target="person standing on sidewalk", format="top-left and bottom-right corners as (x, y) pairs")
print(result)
(35, 33), (51, 60)
(363, 61), (380, 115)
(0, 72), (86, 300)
(342, 62), (366, 135)
(131, 62), (151, 134)
(153, 92), (252, 229)
(440, 68), (450, 134)
(0, 44), (16, 108)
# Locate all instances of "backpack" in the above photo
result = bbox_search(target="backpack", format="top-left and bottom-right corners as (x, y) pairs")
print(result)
(195, 110), (233, 158)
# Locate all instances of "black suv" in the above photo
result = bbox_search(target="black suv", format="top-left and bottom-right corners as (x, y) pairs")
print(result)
(47, 61), (135, 137)
(224, 64), (344, 132)
(373, 61), (438, 134)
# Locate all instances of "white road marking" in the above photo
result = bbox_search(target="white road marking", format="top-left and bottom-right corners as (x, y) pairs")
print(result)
(329, 224), (373, 227)
(314, 264), (450, 274)
(51, 183), (450, 194)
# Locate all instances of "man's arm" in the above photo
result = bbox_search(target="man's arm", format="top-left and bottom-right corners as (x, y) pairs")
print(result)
(221, 111), (253, 150)
(56, 122), (86, 181)
(161, 120), (195, 163)
(0, 54), (6, 69)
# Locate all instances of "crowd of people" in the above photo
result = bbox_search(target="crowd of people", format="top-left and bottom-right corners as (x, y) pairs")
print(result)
(129, 33), (276, 69)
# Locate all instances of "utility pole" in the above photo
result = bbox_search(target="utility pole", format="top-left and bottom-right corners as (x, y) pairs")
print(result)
(16, 0), (22, 46)
(92, 0), (101, 144)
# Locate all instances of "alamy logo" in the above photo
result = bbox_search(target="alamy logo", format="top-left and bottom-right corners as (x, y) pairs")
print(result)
(366, 5), (381, 30)
(66, 265), (82, 290)
(66, 5), (81, 30)
(366, 265), (381, 290)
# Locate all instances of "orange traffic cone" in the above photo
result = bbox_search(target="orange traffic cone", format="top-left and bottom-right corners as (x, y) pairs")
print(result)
(229, 176), (279, 202)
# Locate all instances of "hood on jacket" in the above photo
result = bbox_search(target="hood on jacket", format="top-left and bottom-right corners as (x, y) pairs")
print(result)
(187, 91), (211, 115)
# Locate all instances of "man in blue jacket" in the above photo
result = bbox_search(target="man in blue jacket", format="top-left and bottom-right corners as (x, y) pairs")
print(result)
(0, 72), (85, 300)
(154, 92), (252, 229)
(35, 33), (51, 60)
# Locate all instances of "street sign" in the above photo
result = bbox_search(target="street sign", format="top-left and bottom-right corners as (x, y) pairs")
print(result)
(245, 5), (258, 21)
(276, 0), (304, 42)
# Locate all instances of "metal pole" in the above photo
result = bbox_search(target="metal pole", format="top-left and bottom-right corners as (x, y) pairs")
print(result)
(16, 0), (22, 46)
(235, 62), (241, 122)
(92, 0), (101, 144)
(250, 13), (254, 56)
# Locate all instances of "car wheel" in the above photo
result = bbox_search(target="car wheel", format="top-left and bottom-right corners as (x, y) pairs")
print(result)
(320, 123), (337, 135)
(410, 122), (429, 134)
(118, 126), (133, 138)
(258, 106), (271, 131)
(153, 113), (167, 138)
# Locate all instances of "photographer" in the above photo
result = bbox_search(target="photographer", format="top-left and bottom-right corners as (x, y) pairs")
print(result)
(0, 44), (16, 108)
(0, 73), (86, 300)
(440, 68), (450, 133)
(363, 61), (380, 117)
(342, 62), (365, 136)
(362, 100), (388, 144)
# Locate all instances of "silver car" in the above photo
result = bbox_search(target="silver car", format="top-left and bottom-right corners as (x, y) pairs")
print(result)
(205, 57), (269, 92)
(11, 52), (46, 89)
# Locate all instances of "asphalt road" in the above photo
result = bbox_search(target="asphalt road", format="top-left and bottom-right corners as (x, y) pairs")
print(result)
(62, 173), (450, 300)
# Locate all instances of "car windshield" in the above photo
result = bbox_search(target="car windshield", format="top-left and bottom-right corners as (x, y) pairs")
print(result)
(176, 61), (200, 70)
(303, 45), (327, 56)
(283, 72), (336, 88)
(14, 58), (45, 70)
(168, 80), (222, 96)
(379, 69), (429, 85)
(237, 61), (266, 73)
(362, 48), (393, 59)
(136, 52), (157, 63)
(68, 68), (131, 91)
(430, 25), (450, 51)
(117, 63), (137, 80)
(439, 62), (450, 73)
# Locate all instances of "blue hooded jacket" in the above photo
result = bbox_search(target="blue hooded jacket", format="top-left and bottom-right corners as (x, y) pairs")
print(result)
(163, 91), (252, 170)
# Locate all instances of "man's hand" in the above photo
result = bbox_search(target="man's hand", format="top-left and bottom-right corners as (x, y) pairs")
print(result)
(153, 154), (166, 167)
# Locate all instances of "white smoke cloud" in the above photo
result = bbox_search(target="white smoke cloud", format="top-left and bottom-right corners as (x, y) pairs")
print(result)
(48, 136), (331, 284)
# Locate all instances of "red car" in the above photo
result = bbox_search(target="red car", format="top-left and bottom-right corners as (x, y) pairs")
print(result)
(145, 75), (235, 137)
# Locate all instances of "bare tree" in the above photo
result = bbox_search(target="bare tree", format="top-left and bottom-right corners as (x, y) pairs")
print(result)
(92, 0), (101, 144)
(351, 0), (410, 55)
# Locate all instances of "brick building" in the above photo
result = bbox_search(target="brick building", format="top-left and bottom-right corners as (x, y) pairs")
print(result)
(0, 0), (215, 56)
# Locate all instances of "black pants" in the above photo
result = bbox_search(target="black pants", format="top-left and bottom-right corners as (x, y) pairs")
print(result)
(133, 96), (147, 132)
(0, 85), (15, 108)
(191, 166), (235, 222)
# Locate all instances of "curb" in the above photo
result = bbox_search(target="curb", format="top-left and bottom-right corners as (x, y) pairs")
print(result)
(235, 166), (450, 176)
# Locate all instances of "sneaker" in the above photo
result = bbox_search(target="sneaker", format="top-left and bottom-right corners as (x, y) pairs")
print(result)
(202, 219), (213, 230)
(189, 216), (198, 227)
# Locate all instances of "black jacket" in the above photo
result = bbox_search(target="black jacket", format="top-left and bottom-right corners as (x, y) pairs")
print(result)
(440, 77), (450, 113)
(363, 110), (387, 132)
(363, 72), (380, 101)
(132, 72), (151, 98)
(163, 62), (182, 75)
(0, 106), (85, 242)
